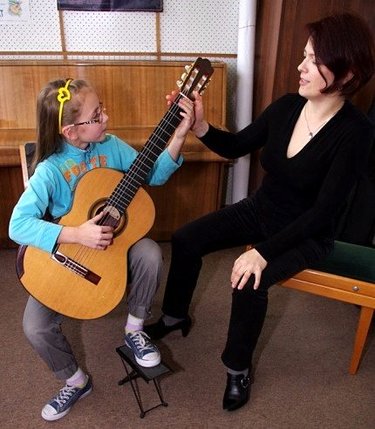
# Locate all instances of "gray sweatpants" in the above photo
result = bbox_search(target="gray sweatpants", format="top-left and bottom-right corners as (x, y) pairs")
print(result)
(22, 238), (162, 380)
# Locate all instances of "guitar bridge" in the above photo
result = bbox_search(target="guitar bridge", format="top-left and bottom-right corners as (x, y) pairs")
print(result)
(52, 251), (101, 285)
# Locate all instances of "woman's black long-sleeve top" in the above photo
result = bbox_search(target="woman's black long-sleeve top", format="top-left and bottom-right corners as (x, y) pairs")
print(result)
(200, 94), (373, 262)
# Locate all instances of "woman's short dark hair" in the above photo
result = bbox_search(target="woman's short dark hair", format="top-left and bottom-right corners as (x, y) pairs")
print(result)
(306, 13), (375, 97)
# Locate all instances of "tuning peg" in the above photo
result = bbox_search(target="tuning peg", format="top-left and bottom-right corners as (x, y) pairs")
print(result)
(176, 79), (183, 88)
(198, 78), (211, 94)
(185, 64), (192, 72)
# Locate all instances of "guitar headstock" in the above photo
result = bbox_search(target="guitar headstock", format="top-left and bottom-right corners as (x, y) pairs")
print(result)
(176, 57), (214, 99)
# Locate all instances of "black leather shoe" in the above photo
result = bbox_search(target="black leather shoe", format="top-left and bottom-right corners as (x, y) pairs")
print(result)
(144, 315), (192, 340)
(222, 373), (251, 411)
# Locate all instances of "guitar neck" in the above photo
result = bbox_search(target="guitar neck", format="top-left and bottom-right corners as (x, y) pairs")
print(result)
(108, 93), (185, 214)
(102, 57), (214, 219)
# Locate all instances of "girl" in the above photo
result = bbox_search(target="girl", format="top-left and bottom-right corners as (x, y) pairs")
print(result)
(9, 78), (194, 421)
(145, 13), (375, 411)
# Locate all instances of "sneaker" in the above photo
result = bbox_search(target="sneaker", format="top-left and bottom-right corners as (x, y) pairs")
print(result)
(125, 331), (161, 368)
(41, 376), (93, 421)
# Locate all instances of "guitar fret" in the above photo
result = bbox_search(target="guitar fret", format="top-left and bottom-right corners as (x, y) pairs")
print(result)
(150, 127), (175, 141)
(129, 169), (144, 182)
(140, 147), (160, 160)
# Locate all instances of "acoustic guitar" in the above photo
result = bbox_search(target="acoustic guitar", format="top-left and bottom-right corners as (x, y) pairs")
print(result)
(16, 58), (214, 319)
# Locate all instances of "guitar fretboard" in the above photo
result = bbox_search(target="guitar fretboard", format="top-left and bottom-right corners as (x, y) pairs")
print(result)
(106, 92), (184, 216)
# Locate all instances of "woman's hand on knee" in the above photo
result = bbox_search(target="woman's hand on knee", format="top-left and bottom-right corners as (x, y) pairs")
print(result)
(231, 248), (267, 290)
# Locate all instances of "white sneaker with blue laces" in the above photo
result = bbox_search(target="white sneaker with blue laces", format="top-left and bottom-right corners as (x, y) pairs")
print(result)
(125, 330), (161, 367)
(41, 376), (93, 421)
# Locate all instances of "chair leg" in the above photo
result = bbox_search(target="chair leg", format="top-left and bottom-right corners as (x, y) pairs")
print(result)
(349, 306), (374, 375)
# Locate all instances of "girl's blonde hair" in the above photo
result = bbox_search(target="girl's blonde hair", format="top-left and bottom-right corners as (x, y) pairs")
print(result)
(32, 78), (93, 172)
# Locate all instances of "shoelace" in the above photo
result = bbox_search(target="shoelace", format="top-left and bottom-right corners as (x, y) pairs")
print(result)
(53, 385), (77, 406)
(130, 332), (152, 352)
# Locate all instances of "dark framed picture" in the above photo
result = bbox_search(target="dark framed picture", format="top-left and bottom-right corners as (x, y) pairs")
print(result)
(57, 1), (163, 12)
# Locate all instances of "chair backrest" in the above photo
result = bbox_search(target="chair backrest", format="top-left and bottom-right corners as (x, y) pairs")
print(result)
(19, 142), (36, 189)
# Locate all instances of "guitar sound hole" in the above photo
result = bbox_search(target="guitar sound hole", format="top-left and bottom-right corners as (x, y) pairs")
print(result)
(90, 200), (127, 237)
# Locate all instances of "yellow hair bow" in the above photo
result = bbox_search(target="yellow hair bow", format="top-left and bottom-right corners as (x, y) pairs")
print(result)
(57, 79), (73, 134)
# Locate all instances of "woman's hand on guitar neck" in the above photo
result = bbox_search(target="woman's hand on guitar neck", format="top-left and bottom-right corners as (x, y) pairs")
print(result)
(58, 212), (114, 250)
(166, 90), (209, 139)
(166, 91), (195, 161)
(190, 91), (209, 138)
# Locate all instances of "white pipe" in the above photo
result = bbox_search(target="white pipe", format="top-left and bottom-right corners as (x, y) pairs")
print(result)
(232, 0), (257, 203)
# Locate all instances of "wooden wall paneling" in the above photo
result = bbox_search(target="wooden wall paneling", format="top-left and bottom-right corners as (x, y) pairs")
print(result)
(250, 0), (283, 191)
(253, 0), (283, 116)
(0, 61), (226, 140)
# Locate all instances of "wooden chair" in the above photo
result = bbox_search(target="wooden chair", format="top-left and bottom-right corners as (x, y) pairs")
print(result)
(19, 142), (35, 189)
(280, 241), (374, 374)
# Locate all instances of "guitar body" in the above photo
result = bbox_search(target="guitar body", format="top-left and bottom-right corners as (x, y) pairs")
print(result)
(17, 167), (155, 319)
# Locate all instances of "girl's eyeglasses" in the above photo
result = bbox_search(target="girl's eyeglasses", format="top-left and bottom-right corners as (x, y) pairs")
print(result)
(71, 102), (106, 127)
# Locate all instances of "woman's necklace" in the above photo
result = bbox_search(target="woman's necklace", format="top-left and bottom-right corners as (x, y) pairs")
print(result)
(303, 104), (341, 139)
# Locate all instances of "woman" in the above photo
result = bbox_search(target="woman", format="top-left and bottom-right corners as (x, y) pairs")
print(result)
(145, 13), (375, 411)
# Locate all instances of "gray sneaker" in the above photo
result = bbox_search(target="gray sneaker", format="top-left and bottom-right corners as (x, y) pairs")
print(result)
(41, 376), (92, 421)
(125, 331), (161, 367)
